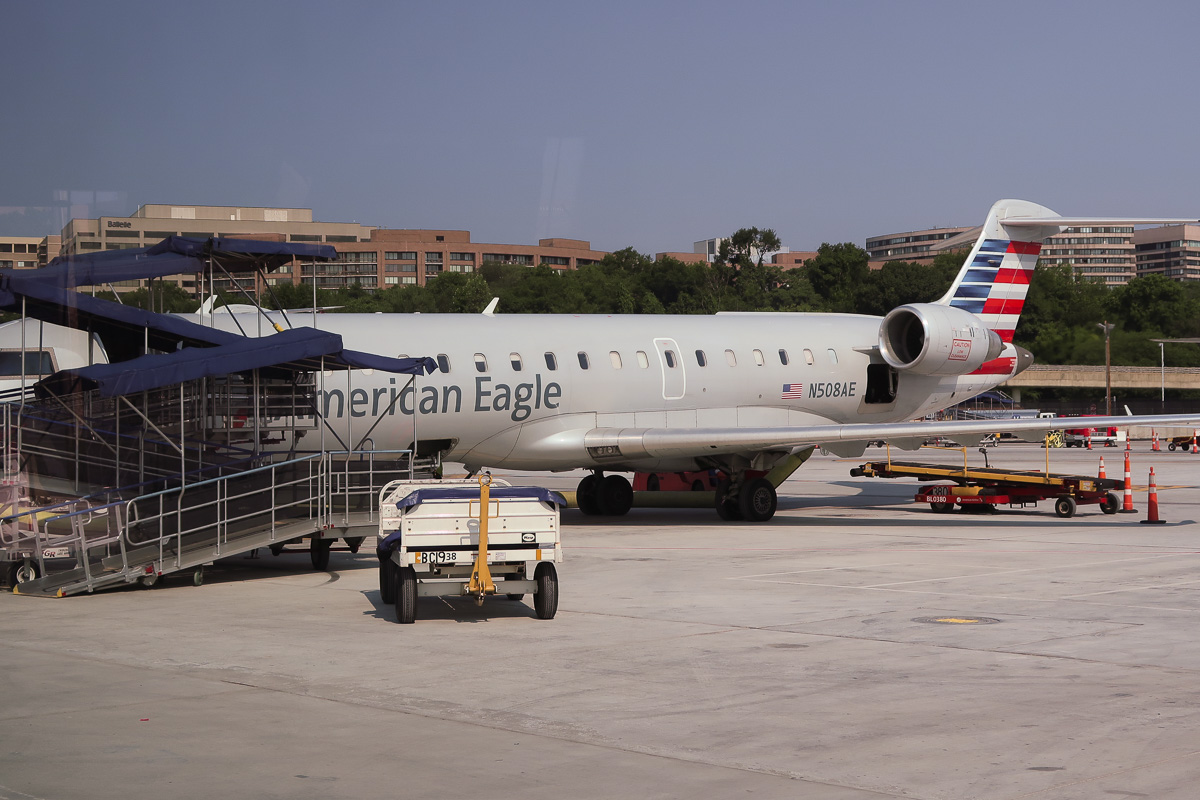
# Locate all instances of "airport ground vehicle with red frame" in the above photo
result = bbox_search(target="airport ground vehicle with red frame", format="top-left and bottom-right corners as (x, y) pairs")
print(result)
(851, 460), (1124, 518)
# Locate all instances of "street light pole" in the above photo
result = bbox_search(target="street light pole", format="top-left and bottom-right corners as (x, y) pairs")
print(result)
(1098, 321), (1115, 416)
(1160, 341), (1165, 405)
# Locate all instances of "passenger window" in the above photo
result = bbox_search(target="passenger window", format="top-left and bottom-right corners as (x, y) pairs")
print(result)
(664, 350), (677, 368)
(752, 349), (764, 366)
(778, 349), (789, 366)
(636, 351), (649, 368)
(544, 352), (557, 370)
(725, 349), (737, 366)
(803, 348), (814, 365)
(609, 351), (622, 369)
(474, 354), (488, 372)
(577, 352), (590, 369)
(436, 354), (450, 373)
(695, 350), (707, 367)
(827, 348), (838, 365)
(510, 353), (523, 371)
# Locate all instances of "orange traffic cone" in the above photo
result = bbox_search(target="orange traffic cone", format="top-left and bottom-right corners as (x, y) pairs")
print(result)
(1192, 431), (1198, 454)
(1152, 431), (1160, 452)
(1125, 433), (1131, 452)
(1119, 452), (1137, 513)
(1086, 434), (1092, 450)
(1097, 456), (1106, 480)
(1141, 467), (1166, 524)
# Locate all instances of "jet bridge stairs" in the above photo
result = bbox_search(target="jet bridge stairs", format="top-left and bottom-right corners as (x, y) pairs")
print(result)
(4, 383), (437, 597)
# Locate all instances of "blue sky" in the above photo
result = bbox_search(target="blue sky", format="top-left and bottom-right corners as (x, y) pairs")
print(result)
(3, 1), (1198, 254)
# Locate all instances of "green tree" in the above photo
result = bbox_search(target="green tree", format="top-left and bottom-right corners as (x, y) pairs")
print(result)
(803, 242), (870, 312)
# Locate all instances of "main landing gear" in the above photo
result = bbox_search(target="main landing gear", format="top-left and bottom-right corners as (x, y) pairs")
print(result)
(576, 472), (634, 516)
(714, 477), (777, 522)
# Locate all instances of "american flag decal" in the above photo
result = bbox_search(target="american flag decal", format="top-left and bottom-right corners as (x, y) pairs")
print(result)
(782, 383), (804, 399)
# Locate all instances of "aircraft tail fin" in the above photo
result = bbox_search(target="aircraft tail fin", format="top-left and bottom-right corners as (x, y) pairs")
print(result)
(934, 200), (1061, 343)
(937, 200), (1199, 343)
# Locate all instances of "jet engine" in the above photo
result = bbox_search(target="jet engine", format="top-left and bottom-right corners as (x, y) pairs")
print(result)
(878, 303), (1004, 376)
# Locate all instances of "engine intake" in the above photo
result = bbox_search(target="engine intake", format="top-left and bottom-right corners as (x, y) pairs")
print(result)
(879, 303), (1004, 376)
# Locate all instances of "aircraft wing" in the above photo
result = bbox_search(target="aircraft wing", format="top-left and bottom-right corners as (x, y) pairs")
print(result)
(582, 413), (1200, 462)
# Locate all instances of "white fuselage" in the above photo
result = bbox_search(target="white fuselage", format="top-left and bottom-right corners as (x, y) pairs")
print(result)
(210, 311), (1018, 472)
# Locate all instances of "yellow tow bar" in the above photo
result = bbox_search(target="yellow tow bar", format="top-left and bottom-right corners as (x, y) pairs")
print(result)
(466, 474), (496, 604)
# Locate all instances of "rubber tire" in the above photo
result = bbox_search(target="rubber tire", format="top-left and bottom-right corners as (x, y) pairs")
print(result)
(597, 474), (633, 516)
(1100, 492), (1119, 514)
(346, 536), (364, 554)
(9, 560), (40, 586)
(533, 562), (558, 620)
(193, 569), (204, 587)
(738, 478), (778, 522)
(379, 559), (396, 604)
(576, 474), (601, 516)
(1054, 496), (1077, 518)
(506, 593), (526, 601)
(310, 537), (332, 571)
(395, 566), (417, 624)
(714, 480), (743, 521)
(269, 544), (285, 557)
(929, 500), (953, 513)
(1168, 442), (1176, 451)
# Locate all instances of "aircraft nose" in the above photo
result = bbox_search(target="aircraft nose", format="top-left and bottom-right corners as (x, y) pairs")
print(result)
(1013, 345), (1035, 375)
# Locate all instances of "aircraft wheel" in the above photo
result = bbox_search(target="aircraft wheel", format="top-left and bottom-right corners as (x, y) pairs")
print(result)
(9, 560), (40, 586)
(533, 562), (558, 620)
(576, 474), (601, 515)
(1054, 496), (1077, 518)
(379, 558), (396, 604)
(598, 474), (633, 516)
(714, 481), (743, 521)
(738, 478), (777, 522)
(394, 566), (417, 624)
(310, 537), (332, 571)
(1100, 492), (1119, 514)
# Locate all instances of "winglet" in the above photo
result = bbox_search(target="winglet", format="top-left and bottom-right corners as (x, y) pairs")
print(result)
(482, 297), (500, 316)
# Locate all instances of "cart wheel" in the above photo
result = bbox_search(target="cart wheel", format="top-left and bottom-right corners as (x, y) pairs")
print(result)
(9, 560), (40, 586)
(533, 562), (558, 620)
(1054, 496), (1077, 518)
(506, 593), (526, 601)
(346, 536), (364, 554)
(379, 559), (396, 604)
(1168, 442), (1176, 451)
(310, 537), (332, 571)
(395, 566), (417, 624)
(269, 544), (285, 557)
(193, 568), (204, 587)
(139, 573), (160, 589)
(929, 500), (951, 513)
(1100, 492), (1119, 514)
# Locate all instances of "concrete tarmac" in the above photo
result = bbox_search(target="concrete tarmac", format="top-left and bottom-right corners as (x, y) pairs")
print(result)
(2, 443), (1198, 799)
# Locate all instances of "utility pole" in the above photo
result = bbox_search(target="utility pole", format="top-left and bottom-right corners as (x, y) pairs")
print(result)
(1098, 321), (1115, 416)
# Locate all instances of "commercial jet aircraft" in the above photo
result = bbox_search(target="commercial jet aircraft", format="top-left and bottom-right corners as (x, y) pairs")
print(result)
(203, 199), (1200, 522)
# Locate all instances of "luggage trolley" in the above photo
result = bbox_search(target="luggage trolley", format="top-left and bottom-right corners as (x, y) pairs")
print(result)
(376, 475), (564, 623)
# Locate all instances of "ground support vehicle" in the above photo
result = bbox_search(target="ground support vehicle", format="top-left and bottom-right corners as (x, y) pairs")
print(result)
(851, 460), (1124, 518)
(376, 477), (564, 623)
(1165, 435), (1199, 452)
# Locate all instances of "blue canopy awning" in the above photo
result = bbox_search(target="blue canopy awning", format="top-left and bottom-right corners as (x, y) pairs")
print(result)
(37, 327), (436, 398)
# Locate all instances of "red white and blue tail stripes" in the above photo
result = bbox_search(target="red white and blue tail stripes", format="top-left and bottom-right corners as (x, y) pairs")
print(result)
(946, 238), (1040, 344)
